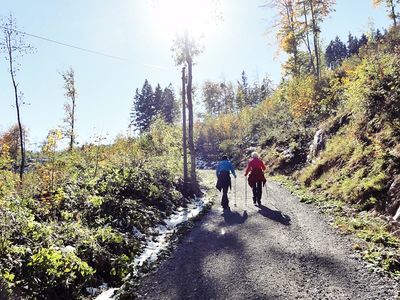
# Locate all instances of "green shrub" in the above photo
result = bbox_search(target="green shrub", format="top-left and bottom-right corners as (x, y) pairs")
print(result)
(0, 119), (187, 298)
(25, 246), (94, 298)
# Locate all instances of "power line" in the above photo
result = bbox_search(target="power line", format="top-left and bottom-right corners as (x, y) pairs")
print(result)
(0, 26), (175, 70)
(0, 25), (126, 61)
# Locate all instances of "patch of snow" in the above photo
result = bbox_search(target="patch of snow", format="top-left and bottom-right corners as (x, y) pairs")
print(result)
(95, 196), (210, 300)
(132, 226), (144, 239)
(133, 195), (207, 268)
(282, 149), (293, 159)
(197, 159), (217, 169)
(62, 245), (75, 253)
(95, 288), (118, 300)
(86, 287), (99, 296)
(196, 159), (207, 169)
(246, 146), (257, 153)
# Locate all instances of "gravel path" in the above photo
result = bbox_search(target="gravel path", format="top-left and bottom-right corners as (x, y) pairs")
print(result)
(137, 172), (399, 299)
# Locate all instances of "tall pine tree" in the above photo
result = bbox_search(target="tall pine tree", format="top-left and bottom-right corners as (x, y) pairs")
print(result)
(161, 84), (178, 124)
(131, 80), (178, 133)
(347, 33), (359, 56)
(131, 80), (154, 133)
(260, 75), (273, 100)
(236, 71), (251, 109)
(325, 36), (348, 69)
(153, 83), (163, 120)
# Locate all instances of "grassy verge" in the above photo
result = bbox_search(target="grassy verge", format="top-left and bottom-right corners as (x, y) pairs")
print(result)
(271, 175), (400, 277)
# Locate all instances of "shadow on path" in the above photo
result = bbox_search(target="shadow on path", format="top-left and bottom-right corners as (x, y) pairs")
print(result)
(257, 204), (291, 226)
(137, 222), (273, 299)
(268, 246), (360, 295)
(221, 209), (248, 226)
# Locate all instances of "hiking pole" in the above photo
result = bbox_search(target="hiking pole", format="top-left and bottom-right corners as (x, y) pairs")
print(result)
(234, 176), (237, 207)
(244, 175), (247, 208)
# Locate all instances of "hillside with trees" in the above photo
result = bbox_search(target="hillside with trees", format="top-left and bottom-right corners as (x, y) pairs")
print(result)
(196, 2), (400, 277)
(1, 1), (400, 299)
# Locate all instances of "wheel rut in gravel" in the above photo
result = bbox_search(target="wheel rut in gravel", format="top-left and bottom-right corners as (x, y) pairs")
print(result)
(137, 171), (399, 300)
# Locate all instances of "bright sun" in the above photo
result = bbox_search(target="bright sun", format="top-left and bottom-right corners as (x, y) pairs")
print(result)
(152, 0), (219, 38)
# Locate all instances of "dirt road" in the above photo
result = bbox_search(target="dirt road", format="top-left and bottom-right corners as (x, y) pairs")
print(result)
(137, 171), (399, 299)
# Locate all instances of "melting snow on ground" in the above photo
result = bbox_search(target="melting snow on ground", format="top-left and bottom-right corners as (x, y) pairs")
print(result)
(95, 195), (210, 299)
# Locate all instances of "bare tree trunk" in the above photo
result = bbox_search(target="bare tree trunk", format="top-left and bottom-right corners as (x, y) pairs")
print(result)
(2, 15), (33, 183)
(70, 94), (75, 151)
(390, 0), (397, 26)
(183, 32), (197, 188)
(181, 66), (188, 190)
(309, 0), (320, 79)
(8, 42), (24, 181)
(186, 56), (196, 184)
(60, 67), (77, 151)
(285, 3), (300, 76)
(302, 1), (316, 75)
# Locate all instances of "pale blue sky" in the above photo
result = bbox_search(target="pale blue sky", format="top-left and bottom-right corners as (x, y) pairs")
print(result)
(0, 1), (391, 150)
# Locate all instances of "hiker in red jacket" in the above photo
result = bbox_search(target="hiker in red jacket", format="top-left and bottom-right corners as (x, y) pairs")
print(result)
(244, 152), (266, 205)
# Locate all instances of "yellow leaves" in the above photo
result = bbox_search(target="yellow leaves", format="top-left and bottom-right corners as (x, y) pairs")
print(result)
(0, 144), (17, 196)
(87, 195), (103, 208)
(2, 271), (15, 283)
(372, 0), (383, 8)
(279, 31), (297, 54)
(42, 129), (62, 154)
(1, 144), (10, 158)
(203, 113), (238, 142)
(0, 143), (13, 169)
(285, 75), (317, 118)
(259, 98), (273, 116)
(216, 114), (237, 136)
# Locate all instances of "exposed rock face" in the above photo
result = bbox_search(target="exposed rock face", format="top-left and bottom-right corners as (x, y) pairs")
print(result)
(306, 114), (352, 163)
(389, 175), (400, 221)
(307, 129), (326, 162)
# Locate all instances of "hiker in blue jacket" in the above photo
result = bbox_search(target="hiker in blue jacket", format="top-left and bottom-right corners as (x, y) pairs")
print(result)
(216, 155), (236, 210)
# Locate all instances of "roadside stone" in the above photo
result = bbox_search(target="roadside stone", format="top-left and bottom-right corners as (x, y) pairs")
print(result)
(388, 175), (400, 220)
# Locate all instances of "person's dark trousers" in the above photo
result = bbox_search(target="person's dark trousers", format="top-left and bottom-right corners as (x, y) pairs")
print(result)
(221, 186), (229, 208)
(252, 181), (263, 204)
(217, 171), (231, 209)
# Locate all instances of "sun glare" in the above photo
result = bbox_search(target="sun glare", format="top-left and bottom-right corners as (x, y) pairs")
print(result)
(152, 0), (219, 38)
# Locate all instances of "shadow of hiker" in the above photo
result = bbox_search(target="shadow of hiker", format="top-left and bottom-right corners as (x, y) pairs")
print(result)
(257, 204), (291, 226)
(221, 209), (248, 226)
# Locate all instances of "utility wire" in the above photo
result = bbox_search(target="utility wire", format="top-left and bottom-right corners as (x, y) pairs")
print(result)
(0, 25), (126, 61)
